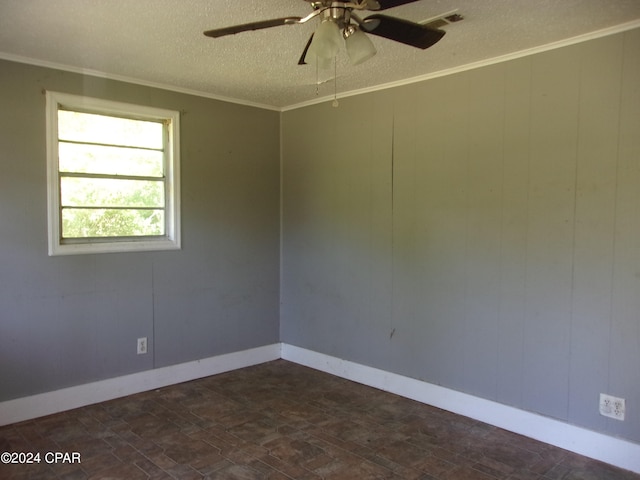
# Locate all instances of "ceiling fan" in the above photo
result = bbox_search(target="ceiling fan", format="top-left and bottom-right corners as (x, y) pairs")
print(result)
(203, 0), (448, 67)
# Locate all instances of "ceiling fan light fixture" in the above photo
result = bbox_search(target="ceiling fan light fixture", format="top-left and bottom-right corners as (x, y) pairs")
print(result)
(345, 28), (376, 65)
(307, 19), (342, 60)
(203, 0), (454, 69)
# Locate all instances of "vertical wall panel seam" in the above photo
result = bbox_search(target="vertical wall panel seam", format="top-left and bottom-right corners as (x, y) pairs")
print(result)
(606, 32), (628, 397)
(279, 111), (284, 343)
(151, 261), (156, 369)
(521, 57), (533, 409)
(462, 74), (472, 389)
(496, 64), (507, 401)
(389, 108), (396, 343)
(566, 44), (583, 422)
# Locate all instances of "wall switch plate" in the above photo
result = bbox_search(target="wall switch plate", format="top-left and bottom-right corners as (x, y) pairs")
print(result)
(600, 393), (625, 421)
(137, 337), (148, 355)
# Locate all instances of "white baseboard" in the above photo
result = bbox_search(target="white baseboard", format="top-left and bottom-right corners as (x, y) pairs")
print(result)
(280, 343), (640, 474)
(0, 343), (281, 427)
(2, 342), (638, 474)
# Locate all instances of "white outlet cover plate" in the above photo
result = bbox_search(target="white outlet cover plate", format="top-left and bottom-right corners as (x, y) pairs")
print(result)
(137, 337), (147, 355)
(600, 393), (625, 421)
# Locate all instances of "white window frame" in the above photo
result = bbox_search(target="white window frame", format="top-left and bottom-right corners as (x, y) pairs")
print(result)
(46, 91), (181, 255)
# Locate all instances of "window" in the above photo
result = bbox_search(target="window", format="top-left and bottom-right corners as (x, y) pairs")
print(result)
(46, 92), (180, 255)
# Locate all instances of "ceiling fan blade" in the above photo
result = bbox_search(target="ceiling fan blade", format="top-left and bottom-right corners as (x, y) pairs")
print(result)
(364, 0), (421, 10)
(362, 14), (445, 49)
(298, 33), (314, 65)
(204, 17), (301, 38)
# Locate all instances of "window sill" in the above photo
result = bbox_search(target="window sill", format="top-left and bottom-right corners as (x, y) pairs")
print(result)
(48, 237), (181, 256)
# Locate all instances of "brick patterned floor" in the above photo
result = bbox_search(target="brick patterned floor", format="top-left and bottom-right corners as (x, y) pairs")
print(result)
(1, 360), (638, 479)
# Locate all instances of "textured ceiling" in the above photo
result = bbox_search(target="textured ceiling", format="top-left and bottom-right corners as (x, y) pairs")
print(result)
(1, 0), (640, 109)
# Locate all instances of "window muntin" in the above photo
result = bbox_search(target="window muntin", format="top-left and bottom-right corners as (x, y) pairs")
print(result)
(46, 92), (180, 255)
(58, 142), (164, 177)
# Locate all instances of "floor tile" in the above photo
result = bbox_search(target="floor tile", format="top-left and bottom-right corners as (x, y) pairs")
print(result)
(0, 360), (638, 480)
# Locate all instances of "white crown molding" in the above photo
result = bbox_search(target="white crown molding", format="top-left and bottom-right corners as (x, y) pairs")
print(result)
(1, 20), (638, 113)
(282, 19), (640, 111)
(281, 344), (640, 475)
(0, 52), (281, 112)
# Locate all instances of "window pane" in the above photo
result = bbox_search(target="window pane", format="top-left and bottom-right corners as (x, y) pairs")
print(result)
(60, 177), (164, 208)
(59, 142), (164, 177)
(58, 110), (163, 149)
(62, 208), (164, 238)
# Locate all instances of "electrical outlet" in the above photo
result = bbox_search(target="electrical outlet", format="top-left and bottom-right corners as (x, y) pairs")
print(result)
(137, 337), (147, 355)
(599, 393), (625, 421)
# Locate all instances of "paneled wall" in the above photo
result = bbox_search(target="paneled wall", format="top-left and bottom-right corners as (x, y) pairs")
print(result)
(281, 29), (640, 442)
(0, 60), (281, 401)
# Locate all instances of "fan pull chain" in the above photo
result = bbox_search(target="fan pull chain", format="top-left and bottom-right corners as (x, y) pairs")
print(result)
(332, 56), (339, 108)
(315, 57), (319, 96)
